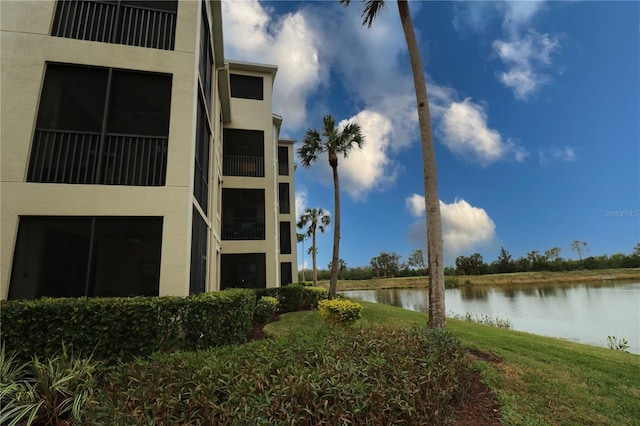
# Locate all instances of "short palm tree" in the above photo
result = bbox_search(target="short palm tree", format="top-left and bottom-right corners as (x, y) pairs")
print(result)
(297, 115), (364, 298)
(297, 208), (331, 286)
(341, 0), (446, 328)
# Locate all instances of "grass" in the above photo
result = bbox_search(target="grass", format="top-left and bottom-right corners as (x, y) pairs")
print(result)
(265, 301), (640, 425)
(316, 268), (640, 290)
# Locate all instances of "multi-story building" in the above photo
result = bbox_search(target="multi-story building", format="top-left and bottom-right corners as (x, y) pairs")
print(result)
(1, 0), (298, 300)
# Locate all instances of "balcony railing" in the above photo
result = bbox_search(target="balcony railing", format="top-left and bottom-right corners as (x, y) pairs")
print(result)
(28, 129), (167, 186)
(52, 0), (176, 50)
(222, 218), (265, 240)
(223, 155), (265, 177)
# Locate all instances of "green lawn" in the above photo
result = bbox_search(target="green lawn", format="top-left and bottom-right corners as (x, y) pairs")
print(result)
(265, 301), (640, 425)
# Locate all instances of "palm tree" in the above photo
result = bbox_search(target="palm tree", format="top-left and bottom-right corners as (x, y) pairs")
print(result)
(297, 115), (364, 298)
(297, 233), (307, 281)
(297, 208), (331, 286)
(340, 0), (446, 328)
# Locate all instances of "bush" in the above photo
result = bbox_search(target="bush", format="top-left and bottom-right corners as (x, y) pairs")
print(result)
(277, 284), (304, 313)
(301, 287), (328, 310)
(0, 289), (256, 363)
(254, 296), (277, 324)
(85, 325), (470, 425)
(318, 299), (362, 326)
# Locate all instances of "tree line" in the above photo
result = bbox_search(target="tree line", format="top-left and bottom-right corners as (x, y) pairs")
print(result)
(297, 243), (640, 281)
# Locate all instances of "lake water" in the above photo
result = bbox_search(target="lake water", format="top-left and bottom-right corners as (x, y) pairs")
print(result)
(342, 281), (640, 354)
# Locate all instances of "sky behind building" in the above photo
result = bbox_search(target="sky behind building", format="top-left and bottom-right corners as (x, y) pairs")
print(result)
(222, 0), (639, 270)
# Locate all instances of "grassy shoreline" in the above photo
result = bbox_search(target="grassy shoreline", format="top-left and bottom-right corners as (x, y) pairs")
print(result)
(265, 301), (640, 425)
(316, 267), (640, 291)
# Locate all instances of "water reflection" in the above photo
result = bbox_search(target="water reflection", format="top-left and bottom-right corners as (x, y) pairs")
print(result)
(342, 281), (640, 354)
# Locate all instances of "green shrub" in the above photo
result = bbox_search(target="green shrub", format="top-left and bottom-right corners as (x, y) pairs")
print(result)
(0, 289), (256, 363)
(85, 325), (470, 425)
(254, 296), (277, 324)
(277, 284), (304, 312)
(318, 299), (362, 326)
(298, 281), (313, 287)
(301, 286), (328, 309)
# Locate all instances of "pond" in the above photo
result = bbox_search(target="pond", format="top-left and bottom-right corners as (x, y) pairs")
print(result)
(342, 281), (640, 354)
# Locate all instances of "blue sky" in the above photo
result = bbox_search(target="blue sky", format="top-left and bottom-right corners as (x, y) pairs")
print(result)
(222, 0), (640, 269)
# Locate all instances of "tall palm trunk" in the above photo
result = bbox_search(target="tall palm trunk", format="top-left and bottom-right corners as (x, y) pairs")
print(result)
(397, 0), (446, 328)
(311, 224), (318, 286)
(329, 151), (340, 299)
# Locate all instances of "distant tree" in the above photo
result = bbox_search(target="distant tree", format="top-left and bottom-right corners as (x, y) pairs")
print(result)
(570, 240), (588, 262)
(634, 243), (640, 257)
(407, 249), (427, 270)
(495, 246), (514, 273)
(297, 208), (331, 286)
(527, 250), (548, 271)
(370, 252), (402, 278)
(544, 247), (561, 262)
(298, 115), (364, 299)
(328, 259), (348, 280)
(455, 253), (484, 275)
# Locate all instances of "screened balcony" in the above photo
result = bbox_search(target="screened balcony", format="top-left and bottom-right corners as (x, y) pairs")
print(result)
(51, 0), (177, 50)
(28, 130), (167, 185)
(28, 63), (171, 186)
(223, 129), (264, 177)
(222, 189), (265, 240)
(221, 254), (266, 289)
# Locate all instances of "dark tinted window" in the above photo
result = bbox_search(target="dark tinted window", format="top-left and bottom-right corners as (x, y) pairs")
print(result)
(278, 146), (289, 175)
(280, 262), (293, 287)
(230, 74), (263, 100)
(280, 222), (291, 254)
(36, 65), (108, 132)
(279, 183), (290, 214)
(108, 70), (172, 136)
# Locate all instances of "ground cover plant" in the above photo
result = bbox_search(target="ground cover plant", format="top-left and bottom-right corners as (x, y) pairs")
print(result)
(85, 325), (470, 425)
(266, 301), (640, 425)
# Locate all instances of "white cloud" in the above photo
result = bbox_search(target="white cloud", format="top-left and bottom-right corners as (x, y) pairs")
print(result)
(295, 188), (307, 219)
(433, 97), (527, 165)
(338, 110), (400, 200)
(539, 146), (576, 165)
(406, 193), (425, 218)
(494, 31), (560, 100)
(222, 0), (325, 130)
(406, 197), (497, 259)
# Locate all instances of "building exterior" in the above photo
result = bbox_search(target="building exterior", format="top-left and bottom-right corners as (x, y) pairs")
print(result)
(1, 0), (298, 300)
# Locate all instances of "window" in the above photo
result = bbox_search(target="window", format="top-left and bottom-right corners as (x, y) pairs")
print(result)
(221, 254), (266, 289)
(194, 97), (211, 212)
(230, 74), (263, 100)
(222, 189), (265, 240)
(278, 146), (289, 175)
(199, 1), (213, 110)
(223, 129), (264, 177)
(279, 183), (290, 214)
(28, 63), (171, 186)
(280, 262), (293, 287)
(279, 222), (291, 254)
(190, 207), (208, 295)
(52, 0), (177, 50)
(9, 216), (162, 300)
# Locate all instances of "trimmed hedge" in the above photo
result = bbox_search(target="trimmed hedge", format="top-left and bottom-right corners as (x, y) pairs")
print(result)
(255, 284), (327, 312)
(253, 296), (277, 324)
(0, 289), (256, 363)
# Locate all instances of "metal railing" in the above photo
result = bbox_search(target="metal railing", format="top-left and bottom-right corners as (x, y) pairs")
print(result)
(223, 155), (264, 177)
(222, 218), (265, 240)
(52, 0), (176, 50)
(28, 129), (167, 186)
